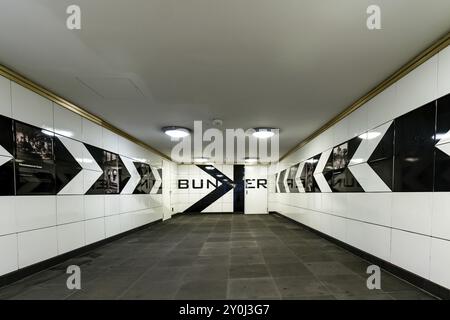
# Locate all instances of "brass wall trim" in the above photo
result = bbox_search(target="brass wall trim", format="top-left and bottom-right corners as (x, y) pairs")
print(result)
(0, 65), (171, 161)
(280, 31), (450, 162)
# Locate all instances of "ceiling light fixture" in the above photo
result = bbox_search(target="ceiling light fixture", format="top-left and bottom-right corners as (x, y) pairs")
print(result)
(252, 128), (277, 139)
(193, 157), (209, 163)
(162, 126), (191, 138)
(244, 157), (258, 164)
(358, 132), (381, 140)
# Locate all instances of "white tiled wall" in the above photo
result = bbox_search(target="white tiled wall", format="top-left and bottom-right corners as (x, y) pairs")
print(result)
(0, 76), (11, 117)
(270, 45), (450, 290)
(0, 75), (174, 277)
(172, 164), (234, 213)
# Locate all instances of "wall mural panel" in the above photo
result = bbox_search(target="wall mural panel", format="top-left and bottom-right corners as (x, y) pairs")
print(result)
(276, 93), (450, 194)
(14, 121), (56, 195)
(0, 115), (162, 197)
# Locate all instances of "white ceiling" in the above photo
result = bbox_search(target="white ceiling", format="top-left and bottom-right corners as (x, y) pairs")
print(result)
(0, 0), (449, 158)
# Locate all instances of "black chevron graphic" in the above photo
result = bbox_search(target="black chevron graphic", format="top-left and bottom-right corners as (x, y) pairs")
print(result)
(287, 164), (299, 193)
(368, 122), (394, 163)
(278, 169), (287, 193)
(85, 144), (105, 195)
(0, 115), (14, 156)
(118, 156), (130, 193)
(183, 165), (234, 213)
(133, 162), (154, 194)
(393, 101), (436, 192)
(305, 154), (320, 192)
(0, 157), (15, 195)
(434, 93), (450, 191)
(54, 136), (82, 193)
(367, 122), (394, 190)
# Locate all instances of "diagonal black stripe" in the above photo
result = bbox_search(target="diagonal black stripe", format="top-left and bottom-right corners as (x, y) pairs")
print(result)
(183, 183), (233, 213)
(183, 165), (234, 213)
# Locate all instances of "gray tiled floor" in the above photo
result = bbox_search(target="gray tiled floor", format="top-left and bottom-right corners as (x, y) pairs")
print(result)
(0, 214), (436, 300)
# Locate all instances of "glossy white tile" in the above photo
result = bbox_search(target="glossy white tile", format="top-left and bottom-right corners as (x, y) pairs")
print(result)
(85, 218), (105, 245)
(0, 196), (15, 236)
(15, 196), (56, 232)
(11, 82), (53, 130)
(391, 229), (431, 279)
(0, 76), (12, 118)
(18, 227), (58, 268)
(56, 195), (84, 224)
(391, 193), (432, 235)
(53, 104), (82, 140)
(57, 221), (85, 254)
(84, 195), (105, 219)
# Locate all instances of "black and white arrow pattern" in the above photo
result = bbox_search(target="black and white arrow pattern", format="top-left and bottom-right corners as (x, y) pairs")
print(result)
(313, 149), (332, 192)
(348, 121), (393, 192)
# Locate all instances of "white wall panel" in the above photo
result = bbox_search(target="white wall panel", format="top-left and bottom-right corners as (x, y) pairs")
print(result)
(0, 233), (18, 276)
(432, 192), (450, 240)
(56, 195), (84, 225)
(57, 221), (85, 254)
(0, 76), (12, 117)
(366, 84), (397, 130)
(105, 195), (120, 216)
(392, 193), (432, 235)
(53, 104), (82, 140)
(11, 83), (53, 130)
(84, 195), (105, 219)
(15, 196), (56, 232)
(332, 117), (349, 146)
(396, 55), (438, 117)
(438, 45), (450, 98)
(18, 227), (58, 268)
(105, 215), (120, 237)
(346, 219), (391, 261)
(346, 193), (391, 226)
(430, 238), (450, 288)
(85, 218), (105, 245)
(102, 128), (118, 153)
(82, 118), (102, 148)
(347, 106), (368, 139)
(391, 229), (431, 279)
(0, 196), (15, 236)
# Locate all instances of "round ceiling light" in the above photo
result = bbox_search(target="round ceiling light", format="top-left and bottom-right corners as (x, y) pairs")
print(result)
(252, 128), (277, 139)
(244, 157), (258, 164)
(193, 157), (209, 163)
(162, 126), (191, 138)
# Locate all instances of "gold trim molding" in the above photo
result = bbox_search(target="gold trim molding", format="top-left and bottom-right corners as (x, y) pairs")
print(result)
(0, 65), (171, 161)
(281, 31), (450, 162)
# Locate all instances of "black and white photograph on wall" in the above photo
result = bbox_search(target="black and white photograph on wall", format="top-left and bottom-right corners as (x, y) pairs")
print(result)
(333, 143), (348, 169)
(331, 168), (363, 192)
(15, 122), (53, 162)
(14, 122), (56, 195)
(118, 156), (131, 193)
(15, 162), (56, 195)
(133, 162), (154, 194)
(104, 152), (119, 194)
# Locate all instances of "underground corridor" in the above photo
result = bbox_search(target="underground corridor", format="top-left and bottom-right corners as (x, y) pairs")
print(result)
(0, 1), (450, 309)
(0, 214), (434, 300)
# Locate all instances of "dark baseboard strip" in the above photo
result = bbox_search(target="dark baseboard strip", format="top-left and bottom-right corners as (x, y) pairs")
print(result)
(271, 212), (450, 300)
(0, 219), (162, 288)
